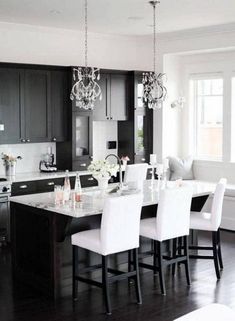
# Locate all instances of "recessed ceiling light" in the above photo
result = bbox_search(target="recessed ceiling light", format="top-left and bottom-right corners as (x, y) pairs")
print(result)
(50, 9), (61, 15)
(128, 16), (144, 21)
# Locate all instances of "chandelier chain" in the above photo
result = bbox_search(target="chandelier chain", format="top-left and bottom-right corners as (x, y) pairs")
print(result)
(85, 0), (88, 69)
(153, 2), (156, 73)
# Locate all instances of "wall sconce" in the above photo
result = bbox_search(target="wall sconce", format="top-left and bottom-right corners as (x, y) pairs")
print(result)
(171, 97), (186, 109)
(0, 122), (5, 131)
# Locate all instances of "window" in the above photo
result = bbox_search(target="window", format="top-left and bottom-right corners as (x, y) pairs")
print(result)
(190, 76), (223, 160)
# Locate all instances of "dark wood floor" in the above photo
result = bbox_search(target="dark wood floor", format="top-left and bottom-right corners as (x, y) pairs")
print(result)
(1, 230), (235, 321)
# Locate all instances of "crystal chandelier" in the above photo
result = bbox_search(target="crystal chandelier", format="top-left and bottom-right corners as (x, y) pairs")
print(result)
(143, 1), (167, 110)
(70, 0), (102, 110)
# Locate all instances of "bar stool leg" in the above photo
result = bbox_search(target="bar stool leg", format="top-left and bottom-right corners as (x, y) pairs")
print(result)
(184, 236), (191, 285)
(72, 245), (79, 301)
(217, 228), (223, 269)
(102, 255), (111, 315)
(172, 238), (177, 276)
(133, 248), (142, 305)
(212, 232), (220, 279)
(157, 241), (166, 295)
(153, 240), (158, 276)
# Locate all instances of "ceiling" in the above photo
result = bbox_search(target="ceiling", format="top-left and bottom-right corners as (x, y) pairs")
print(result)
(0, 0), (235, 36)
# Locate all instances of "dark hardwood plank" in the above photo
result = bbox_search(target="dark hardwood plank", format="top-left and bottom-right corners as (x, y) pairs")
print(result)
(1, 230), (235, 320)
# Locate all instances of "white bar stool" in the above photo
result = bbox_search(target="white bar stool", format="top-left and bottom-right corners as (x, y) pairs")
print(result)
(124, 163), (148, 188)
(174, 303), (235, 320)
(72, 193), (143, 315)
(189, 178), (227, 279)
(139, 185), (193, 295)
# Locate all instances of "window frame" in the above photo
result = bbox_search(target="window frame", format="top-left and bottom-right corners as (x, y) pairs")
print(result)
(190, 73), (224, 161)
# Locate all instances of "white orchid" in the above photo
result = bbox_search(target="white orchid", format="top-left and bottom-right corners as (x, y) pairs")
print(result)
(88, 160), (118, 179)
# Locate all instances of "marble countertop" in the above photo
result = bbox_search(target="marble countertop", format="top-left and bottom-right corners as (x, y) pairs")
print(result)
(2, 170), (91, 183)
(10, 180), (216, 218)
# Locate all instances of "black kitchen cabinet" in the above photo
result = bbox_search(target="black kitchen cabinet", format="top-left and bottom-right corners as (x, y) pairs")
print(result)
(110, 74), (128, 120)
(93, 73), (128, 121)
(92, 74), (109, 120)
(118, 71), (153, 164)
(0, 64), (71, 145)
(11, 176), (76, 196)
(24, 70), (51, 142)
(51, 70), (69, 142)
(72, 111), (93, 171)
(0, 68), (24, 144)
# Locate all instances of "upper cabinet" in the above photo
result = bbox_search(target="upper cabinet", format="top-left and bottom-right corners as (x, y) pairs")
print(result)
(0, 65), (71, 144)
(118, 71), (153, 164)
(24, 69), (51, 143)
(0, 68), (24, 144)
(93, 73), (128, 121)
(51, 70), (69, 142)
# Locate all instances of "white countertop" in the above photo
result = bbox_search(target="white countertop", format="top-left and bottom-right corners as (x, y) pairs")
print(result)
(2, 170), (91, 183)
(10, 180), (216, 218)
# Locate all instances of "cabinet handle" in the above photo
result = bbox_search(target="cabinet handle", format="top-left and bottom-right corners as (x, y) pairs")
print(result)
(141, 158), (146, 162)
(88, 177), (94, 181)
(21, 139), (26, 143)
(26, 139), (30, 143)
(110, 116), (113, 120)
(80, 163), (87, 167)
(47, 182), (55, 186)
(106, 117), (109, 120)
(52, 137), (57, 142)
(19, 185), (28, 189)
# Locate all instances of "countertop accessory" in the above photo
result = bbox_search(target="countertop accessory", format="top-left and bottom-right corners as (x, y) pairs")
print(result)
(70, 0), (102, 110)
(1, 153), (22, 177)
(142, 1), (167, 110)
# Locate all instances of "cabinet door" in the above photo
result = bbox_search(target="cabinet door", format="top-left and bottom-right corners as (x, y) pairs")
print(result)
(110, 74), (128, 121)
(51, 70), (69, 142)
(92, 74), (109, 121)
(72, 111), (92, 160)
(24, 70), (51, 142)
(0, 68), (24, 144)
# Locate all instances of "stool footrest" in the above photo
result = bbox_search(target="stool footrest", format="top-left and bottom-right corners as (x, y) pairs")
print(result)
(189, 254), (214, 259)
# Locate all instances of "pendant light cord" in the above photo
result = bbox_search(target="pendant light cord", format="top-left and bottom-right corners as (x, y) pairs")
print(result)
(153, 2), (156, 74)
(85, 0), (88, 69)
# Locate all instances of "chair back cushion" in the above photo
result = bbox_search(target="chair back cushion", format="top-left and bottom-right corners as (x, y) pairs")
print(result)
(101, 193), (143, 255)
(211, 178), (227, 230)
(124, 163), (148, 187)
(156, 185), (193, 241)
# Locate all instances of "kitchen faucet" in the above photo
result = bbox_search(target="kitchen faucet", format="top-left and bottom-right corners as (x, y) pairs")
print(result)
(105, 154), (123, 190)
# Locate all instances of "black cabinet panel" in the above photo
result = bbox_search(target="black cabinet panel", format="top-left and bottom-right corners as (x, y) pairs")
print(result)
(92, 73), (127, 121)
(92, 74), (109, 120)
(51, 71), (69, 142)
(24, 70), (51, 142)
(110, 74), (127, 121)
(11, 181), (37, 196)
(0, 68), (24, 143)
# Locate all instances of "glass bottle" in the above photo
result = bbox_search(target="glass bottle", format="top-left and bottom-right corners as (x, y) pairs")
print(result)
(63, 170), (71, 202)
(74, 172), (82, 202)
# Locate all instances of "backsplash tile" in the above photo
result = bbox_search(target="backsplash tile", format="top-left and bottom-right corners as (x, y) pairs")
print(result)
(92, 121), (117, 164)
(0, 143), (56, 175)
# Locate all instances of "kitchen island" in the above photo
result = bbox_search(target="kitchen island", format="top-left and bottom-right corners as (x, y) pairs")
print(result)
(10, 180), (215, 299)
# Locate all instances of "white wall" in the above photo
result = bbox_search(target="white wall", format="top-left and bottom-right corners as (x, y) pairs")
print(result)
(162, 54), (182, 158)
(0, 22), (152, 71)
(0, 142), (56, 175)
(154, 24), (235, 160)
(177, 50), (235, 184)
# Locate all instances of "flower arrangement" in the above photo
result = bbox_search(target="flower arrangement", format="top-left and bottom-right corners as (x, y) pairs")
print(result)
(2, 153), (22, 166)
(121, 156), (130, 162)
(88, 160), (118, 178)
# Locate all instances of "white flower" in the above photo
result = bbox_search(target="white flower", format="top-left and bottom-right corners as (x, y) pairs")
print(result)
(88, 160), (119, 178)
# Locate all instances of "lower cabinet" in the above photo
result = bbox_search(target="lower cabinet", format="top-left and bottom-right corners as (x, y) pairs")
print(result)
(11, 175), (99, 196)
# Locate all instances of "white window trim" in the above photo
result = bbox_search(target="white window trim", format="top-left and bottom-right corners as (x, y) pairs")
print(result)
(190, 74), (224, 161)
